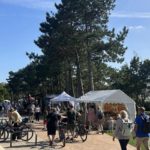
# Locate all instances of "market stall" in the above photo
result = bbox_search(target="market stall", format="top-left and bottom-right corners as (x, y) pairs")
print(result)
(77, 90), (136, 121)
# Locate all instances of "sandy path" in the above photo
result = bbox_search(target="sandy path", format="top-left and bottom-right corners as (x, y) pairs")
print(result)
(0, 121), (136, 150)
(35, 122), (136, 150)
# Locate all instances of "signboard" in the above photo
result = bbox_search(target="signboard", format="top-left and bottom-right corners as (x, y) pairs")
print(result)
(103, 103), (126, 114)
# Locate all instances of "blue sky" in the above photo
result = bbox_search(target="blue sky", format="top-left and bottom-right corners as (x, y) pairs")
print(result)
(0, 0), (150, 83)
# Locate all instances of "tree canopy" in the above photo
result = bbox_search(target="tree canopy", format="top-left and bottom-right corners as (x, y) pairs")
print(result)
(5, 0), (150, 106)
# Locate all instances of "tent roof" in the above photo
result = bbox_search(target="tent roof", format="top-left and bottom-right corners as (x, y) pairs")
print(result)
(45, 94), (57, 99)
(51, 91), (76, 102)
(77, 90), (135, 104)
(3, 100), (11, 103)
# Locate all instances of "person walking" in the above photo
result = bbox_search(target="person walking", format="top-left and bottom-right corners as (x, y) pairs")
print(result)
(87, 105), (97, 131)
(47, 107), (60, 146)
(66, 105), (78, 140)
(35, 105), (41, 122)
(134, 107), (150, 150)
(113, 110), (131, 150)
(96, 107), (104, 134)
(28, 102), (35, 123)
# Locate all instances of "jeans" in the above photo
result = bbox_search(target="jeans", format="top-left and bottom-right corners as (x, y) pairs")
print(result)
(118, 139), (129, 150)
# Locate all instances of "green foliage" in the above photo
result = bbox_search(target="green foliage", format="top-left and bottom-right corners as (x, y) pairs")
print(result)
(110, 56), (150, 105)
(0, 83), (10, 101)
(8, 0), (150, 101)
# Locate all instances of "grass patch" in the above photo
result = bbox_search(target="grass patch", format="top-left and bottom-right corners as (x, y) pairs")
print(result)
(128, 137), (136, 146)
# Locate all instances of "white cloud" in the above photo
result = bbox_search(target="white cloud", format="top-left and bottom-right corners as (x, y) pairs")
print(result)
(0, 0), (61, 10)
(128, 25), (144, 30)
(111, 12), (150, 19)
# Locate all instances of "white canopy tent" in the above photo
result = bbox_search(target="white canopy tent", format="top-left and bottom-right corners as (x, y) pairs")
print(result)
(145, 96), (150, 102)
(3, 100), (11, 103)
(77, 90), (136, 121)
(51, 91), (76, 107)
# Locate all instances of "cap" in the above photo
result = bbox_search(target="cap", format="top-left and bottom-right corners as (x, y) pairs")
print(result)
(138, 106), (145, 111)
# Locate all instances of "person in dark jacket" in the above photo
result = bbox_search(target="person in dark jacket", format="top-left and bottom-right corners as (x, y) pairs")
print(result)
(47, 107), (60, 146)
(134, 107), (150, 150)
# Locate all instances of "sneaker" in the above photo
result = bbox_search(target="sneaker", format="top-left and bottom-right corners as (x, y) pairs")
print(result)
(52, 141), (57, 146)
(49, 141), (52, 146)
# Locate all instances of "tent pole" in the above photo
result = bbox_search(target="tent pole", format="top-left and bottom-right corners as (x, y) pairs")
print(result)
(84, 103), (87, 125)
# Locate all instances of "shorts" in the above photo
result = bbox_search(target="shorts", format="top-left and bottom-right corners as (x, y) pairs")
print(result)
(47, 124), (57, 135)
(47, 127), (57, 135)
(136, 137), (149, 149)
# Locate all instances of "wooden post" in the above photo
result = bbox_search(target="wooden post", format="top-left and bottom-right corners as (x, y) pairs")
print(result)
(27, 131), (29, 141)
(10, 132), (12, 147)
(35, 133), (37, 146)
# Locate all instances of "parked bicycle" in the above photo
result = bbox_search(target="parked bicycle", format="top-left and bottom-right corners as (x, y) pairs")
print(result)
(0, 118), (34, 142)
(19, 118), (34, 141)
(0, 124), (9, 141)
(66, 121), (88, 142)
(0, 119), (10, 141)
(73, 122), (88, 142)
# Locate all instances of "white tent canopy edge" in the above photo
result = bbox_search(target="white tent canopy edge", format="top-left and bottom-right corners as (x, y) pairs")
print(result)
(77, 89), (136, 121)
(51, 91), (76, 107)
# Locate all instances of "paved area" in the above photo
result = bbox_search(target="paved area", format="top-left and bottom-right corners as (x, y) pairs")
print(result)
(0, 120), (136, 150)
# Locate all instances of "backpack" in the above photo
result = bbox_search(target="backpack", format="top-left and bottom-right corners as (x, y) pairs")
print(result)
(141, 115), (150, 133)
(67, 110), (76, 123)
(97, 111), (104, 120)
(121, 119), (132, 136)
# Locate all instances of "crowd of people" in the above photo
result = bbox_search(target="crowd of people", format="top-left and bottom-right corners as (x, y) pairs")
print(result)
(0, 99), (150, 150)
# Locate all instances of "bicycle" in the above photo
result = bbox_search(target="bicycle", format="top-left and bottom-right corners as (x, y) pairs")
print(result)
(17, 118), (34, 141)
(74, 122), (88, 142)
(0, 125), (9, 141)
(0, 119), (34, 142)
(0, 120), (10, 142)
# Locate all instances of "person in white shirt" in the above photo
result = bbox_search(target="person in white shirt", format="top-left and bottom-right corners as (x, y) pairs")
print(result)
(8, 108), (22, 140)
(35, 105), (41, 122)
(8, 108), (22, 124)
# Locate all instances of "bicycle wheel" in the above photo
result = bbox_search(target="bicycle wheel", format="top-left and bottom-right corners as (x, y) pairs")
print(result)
(59, 129), (66, 147)
(79, 127), (88, 142)
(21, 126), (34, 141)
(0, 128), (9, 141)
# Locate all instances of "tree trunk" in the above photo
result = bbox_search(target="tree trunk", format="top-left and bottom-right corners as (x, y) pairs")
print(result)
(68, 63), (74, 96)
(75, 49), (84, 97)
(87, 50), (94, 91)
